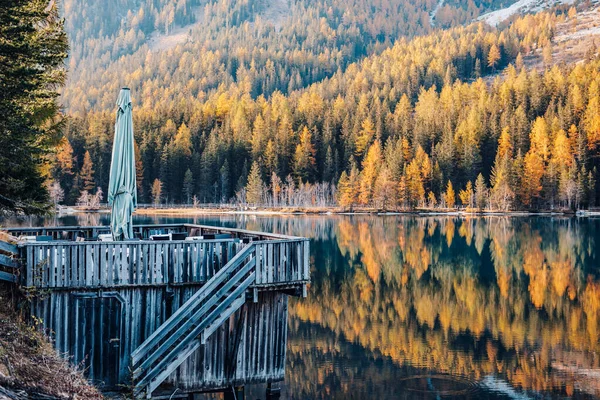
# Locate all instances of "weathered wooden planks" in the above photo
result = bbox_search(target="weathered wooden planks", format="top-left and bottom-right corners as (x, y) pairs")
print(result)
(7, 223), (302, 242)
(21, 239), (248, 289)
(0, 240), (18, 255)
(22, 238), (309, 290)
(253, 239), (310, 287)
(30, 288), (288, 393)
(0, 271), (17, 283)
(0, 254), (18, 269)
(164, 292), (288, 392)
(17, 224), (309, 397)
(131, 246), (259, 396)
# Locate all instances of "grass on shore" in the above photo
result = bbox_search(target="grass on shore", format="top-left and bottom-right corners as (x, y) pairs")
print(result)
(130, 205), (578, 216)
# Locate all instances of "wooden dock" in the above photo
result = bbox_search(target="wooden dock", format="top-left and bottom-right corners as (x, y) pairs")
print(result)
(1, 223), (310, 398)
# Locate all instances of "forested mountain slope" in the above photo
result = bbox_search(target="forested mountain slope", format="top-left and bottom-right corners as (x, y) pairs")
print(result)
(52, 1), (600, 213)
(61, 0), (515, 112)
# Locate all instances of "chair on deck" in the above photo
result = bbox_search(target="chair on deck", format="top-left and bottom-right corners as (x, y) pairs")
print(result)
(150, 234), (170, 241)
(171, 233), (188, 241)
(202, 233), (233, 240)
(99, 234), (113, 242)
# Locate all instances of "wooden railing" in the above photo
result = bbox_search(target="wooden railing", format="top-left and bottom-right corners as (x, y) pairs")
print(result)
(14, 224), (310, 290)
(22, 239), (242, 288)
(21, 239), (310, 289)
(6, 223), (301, 241)
(0, 240), (19, 283)
(7, 226), (111, 240)
(254, 240), (309, 286)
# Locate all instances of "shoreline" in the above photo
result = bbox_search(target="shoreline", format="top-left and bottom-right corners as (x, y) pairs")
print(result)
(60, 206), (595, 217)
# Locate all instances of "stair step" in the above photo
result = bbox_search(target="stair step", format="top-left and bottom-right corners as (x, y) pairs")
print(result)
(131, 245), (256, 364)
(134, 270), (256, 392)
(147, 340), (202, 396)
(132, 260), (256, 378)
(132, 247), (258, 398)
(201, 293), (246, 344)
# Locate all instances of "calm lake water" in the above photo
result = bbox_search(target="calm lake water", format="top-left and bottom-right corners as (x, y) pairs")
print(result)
(2, 213), (600, 399)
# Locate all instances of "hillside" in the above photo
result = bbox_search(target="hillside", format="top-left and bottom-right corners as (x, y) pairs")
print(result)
(529, 5), (600, 67)
(60, 0), (516, 112)
(480, 4), (599, 80)
(47, 0), (600, 215)
(478, 0), (577, 26)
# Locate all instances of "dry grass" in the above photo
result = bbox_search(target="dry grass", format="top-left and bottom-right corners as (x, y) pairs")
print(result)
(133, 205), (578, 216)
(0, 288), (102, 400)
(134, 206), (345, 215)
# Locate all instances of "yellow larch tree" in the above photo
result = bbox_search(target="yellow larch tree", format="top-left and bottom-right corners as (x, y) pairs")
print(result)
(487, 44), (501, 70)
(459, 181), (474, 209)
(358, 140), (382, 205)
(529, 117), (550, 161)
(444, 181), (456, 208)
(373, 167), (396, 210)
(355, 117), (375, 157)
(522, 151), (544, 207)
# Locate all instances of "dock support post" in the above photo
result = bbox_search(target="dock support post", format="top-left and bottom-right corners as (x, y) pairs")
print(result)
(224, 386), (244, 400)
(266, 383), (281, 399)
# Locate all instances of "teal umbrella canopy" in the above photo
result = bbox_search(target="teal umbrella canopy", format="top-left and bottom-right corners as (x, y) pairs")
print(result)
(108, 88), (137, 240)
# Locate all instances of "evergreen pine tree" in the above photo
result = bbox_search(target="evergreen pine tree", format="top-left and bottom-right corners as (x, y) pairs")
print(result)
(182, 169), (194, 204)
(0, 0), (68, 214)
(246, 161), (264, 205)
(323, 146), (335, 183)
(293, 127), (317, 183)
(236, 159), (249, 193)
(79, 151), (95, 192)
(220, 161), (231, 202)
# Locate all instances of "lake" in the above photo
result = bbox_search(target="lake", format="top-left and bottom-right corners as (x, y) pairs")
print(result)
(2, 213), (600, 399)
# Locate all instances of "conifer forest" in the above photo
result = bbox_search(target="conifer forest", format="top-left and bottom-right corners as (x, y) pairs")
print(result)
(12, 0), (600, 212)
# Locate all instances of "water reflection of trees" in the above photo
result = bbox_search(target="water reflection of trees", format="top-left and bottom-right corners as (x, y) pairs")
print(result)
(285, 216), (600, 397)
(7, 214), (599, 396)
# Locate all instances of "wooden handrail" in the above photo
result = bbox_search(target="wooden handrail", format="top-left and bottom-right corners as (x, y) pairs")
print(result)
(20, 236), (309, 289)
(0, 239), (19, 283)
(131, 243), (258, 397)
(131, 244), (256, 364)
(22, 239), (243, 288)
(6, 223), (303, 241)
(138, 278), (252, 396)
(20, 238), (238, 247)
(0, 241), (18, 255)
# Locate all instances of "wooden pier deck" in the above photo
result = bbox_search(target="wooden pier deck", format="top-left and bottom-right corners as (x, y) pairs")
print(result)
(0, 223), (310, 398)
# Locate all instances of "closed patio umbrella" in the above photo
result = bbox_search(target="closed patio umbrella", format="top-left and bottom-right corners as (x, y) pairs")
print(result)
(108, 88), (137, 240)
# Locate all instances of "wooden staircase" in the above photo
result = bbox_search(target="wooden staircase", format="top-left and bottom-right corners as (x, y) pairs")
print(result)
(130, 243), (258, 398)
(0, 239), (19, 284)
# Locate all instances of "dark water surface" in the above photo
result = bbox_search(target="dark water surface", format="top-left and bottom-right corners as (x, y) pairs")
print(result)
(2, 213), (600, 399)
